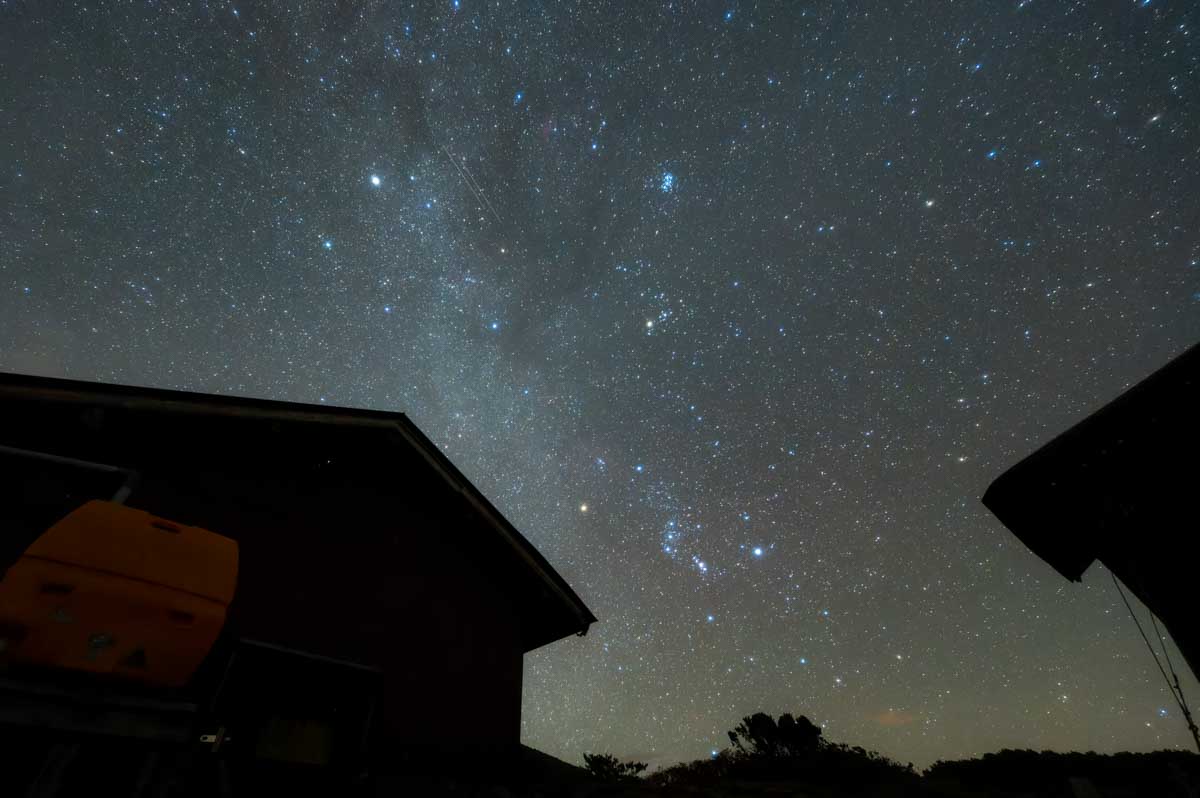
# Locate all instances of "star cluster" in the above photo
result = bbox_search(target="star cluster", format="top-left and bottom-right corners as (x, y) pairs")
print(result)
(2, 0), (1199, 769)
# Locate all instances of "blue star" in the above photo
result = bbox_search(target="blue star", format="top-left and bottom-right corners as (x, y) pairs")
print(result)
(369, 174), (382, 187)
(800, 657), (808, 665)
(724, 10), (734, 21)
(986, 149), (998, 160)
(752, 547), (763, 557)
(635, 464), (645, 473)
(489, 321), (500, 331)
(513, 90), (524, 105)
(322, 238), (333, 250)
(707, 614), (715, 623)
(660, 172), (675, 193)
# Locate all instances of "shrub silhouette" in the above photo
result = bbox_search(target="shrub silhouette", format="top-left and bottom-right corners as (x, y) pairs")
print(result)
(924, 748), (1200, 795)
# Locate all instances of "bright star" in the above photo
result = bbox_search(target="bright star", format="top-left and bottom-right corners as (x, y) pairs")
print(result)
(579, 503), (589, 513)
(924, 199), (935, 208)
(752, 547), (763, 557)
(660, 172), (675, 193)
(322, 239), (333, 250)
(370, 174), (381, 186)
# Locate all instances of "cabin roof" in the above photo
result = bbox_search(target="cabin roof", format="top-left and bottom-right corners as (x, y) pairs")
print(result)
(0, 371), (596, 651)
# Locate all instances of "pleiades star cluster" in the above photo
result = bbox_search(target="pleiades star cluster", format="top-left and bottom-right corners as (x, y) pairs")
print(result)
(2, 0), (1198, 769)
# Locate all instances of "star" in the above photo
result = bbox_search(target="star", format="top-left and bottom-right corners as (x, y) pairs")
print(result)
(5, 1), (1193, 773)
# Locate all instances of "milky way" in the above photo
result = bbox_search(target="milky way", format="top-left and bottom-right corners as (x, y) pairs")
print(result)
(2, 1), (1198, 768)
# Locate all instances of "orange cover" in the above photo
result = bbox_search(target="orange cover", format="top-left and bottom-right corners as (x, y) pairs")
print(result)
(0, 501), (238, 687)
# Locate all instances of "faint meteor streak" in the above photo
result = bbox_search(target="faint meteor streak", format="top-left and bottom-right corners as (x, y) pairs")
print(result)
(441, 144), (502, 224)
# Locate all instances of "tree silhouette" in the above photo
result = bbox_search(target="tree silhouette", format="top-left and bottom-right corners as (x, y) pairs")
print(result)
(728, 712), (822, 757)
(582, 753), (647, 782)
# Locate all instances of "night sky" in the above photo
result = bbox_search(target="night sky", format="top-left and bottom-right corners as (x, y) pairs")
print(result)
(2, 0), (1199, 769)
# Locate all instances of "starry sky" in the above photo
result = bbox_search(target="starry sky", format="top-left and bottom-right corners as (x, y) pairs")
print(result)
(2, 0), (1199, 770)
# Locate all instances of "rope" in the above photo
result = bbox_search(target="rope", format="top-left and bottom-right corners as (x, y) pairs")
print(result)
(1149, 610), (1200, 744)
(1110, 572), (1200, 752)
(1150, 612), (1183, 695)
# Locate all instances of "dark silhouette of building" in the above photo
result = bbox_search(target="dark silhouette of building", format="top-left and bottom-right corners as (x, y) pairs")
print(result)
(0, 372), (596, 766)
(982, 342), (1199, 680)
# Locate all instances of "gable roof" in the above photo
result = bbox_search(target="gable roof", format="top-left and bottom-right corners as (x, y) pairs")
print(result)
(981, 342), (1199, 581)
(0, 371), (596, 651)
